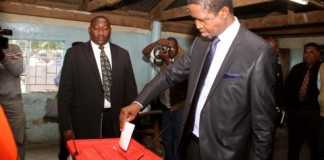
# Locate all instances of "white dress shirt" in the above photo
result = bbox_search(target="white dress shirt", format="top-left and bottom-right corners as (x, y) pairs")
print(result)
(91, 41), (113, 108)
(193, 17), (241, 137)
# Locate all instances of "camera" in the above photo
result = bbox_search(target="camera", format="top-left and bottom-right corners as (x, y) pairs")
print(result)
(0, 27), (13, 59)
(0, 27), (12, 50)
(152, 44), (176, 66)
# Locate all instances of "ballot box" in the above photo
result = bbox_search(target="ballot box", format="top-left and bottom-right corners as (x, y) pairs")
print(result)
(0, 106), (18, 160)
(67, 138), (160, 160)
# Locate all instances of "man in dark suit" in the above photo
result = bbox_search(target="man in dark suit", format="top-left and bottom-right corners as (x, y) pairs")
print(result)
(58, 16), (137, 146)
(120, 0), (276, 160)
(264, 37), (285, 127)
(285, 42), (321, 160)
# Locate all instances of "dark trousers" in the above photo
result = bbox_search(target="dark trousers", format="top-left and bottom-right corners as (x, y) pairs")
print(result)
(101, 109), (118, 137)
(58, 109), (117, 160)
(183, 134), (201, 160)
(318, 117), (324, 160)
(58, 133), (69, 160)
(288, 110), (320, 160)
(161, 110), (181, 160)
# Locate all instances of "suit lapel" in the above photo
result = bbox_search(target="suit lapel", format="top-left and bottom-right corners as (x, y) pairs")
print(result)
(189, 39), (212, 101)
(85, 41), (103, 90)
(110, 43), (118, 90)
(205, 27), (243, 101)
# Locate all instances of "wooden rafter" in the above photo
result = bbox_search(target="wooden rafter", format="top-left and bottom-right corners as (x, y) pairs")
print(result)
(233, 0), (274, 7)
(160, 9), (324, 34)
(309, 0), (324, 9)
(0, 1), (151, 29)
(86, 0), (121, 11)
(8, 0), (80, 10)
(162, 21), (197, 34)
(257, 25), (324, 37)
(241, 10), (324, 29)
(155, 0), (275, 21)
(1, 0), (324, 35)
(80, 0), (90, 10)
(158, 6), (188, 21)
(150, 0), (175, 18)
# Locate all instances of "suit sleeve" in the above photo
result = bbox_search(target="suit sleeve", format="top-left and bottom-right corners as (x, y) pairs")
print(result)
(123, 51), (138, 105)
(136, 38), (196, 107)
(250, 45), (276, 160)
(57, 49), (74, 132)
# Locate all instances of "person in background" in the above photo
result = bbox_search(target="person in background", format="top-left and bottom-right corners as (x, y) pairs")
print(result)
(318, 53), (324, 160)
(55, 41), (82, 160)
(285, 42), (321, 160)
(58, 15), (137, 143)
(54, 41), (83, 87)
(142, 37), (187, 160)
(120, 0), (276, 159)
(264, 36), (285, 126)
(0, 44), (26, 160)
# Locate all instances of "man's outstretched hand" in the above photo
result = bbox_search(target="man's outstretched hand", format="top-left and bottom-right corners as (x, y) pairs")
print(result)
(63, 130), (75, 141)
(119, 102), (141, 131)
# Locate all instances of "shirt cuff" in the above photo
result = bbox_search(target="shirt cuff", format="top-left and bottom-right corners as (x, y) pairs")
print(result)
(132, 101), (144, 110)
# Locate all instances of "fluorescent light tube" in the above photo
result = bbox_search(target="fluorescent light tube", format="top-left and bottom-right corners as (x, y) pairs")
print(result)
(290, 0), (309, 5)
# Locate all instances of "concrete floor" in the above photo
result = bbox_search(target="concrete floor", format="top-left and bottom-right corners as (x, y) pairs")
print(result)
(25, 143), (59, 160)
(272, 127), (310, 160)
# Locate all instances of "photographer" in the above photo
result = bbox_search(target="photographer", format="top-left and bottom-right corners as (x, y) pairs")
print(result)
(1, 38), (26, 159)
(142, 37), (187, 160)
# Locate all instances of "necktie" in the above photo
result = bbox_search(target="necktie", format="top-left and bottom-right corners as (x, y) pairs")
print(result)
(193, 37), (220, 104)
(299, 66), (311, 101)
(99, 45), (112, 102)
(185, 38), (220, 133)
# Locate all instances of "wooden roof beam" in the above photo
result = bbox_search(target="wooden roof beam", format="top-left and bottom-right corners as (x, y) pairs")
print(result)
(0, 1), (151, 30)
(7, 0), (80, 10)
(257, 26), (324, 37)
(155, 0), (275, 21)
(80, 0), (90, 10)
(233, 0), (274, 7)
(160, 9), (324, 34)
(150, 0), (176, 19)
(309, 0), (324, 9)
(86, 0), (121, 11)
(241, 10), (324, 29)
(158, 6), (188, 21)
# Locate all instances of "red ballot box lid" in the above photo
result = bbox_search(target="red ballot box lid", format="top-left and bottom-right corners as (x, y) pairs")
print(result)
(67, 138), (161, 160)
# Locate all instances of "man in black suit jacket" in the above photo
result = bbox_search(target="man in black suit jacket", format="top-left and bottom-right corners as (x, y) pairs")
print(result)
(120, 0), (276, 160)
(58, 16), (137, 145)
(285, 42), (321, 160)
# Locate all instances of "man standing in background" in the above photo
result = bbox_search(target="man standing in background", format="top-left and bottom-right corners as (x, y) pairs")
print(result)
(264, 36), (285, 126)
(142, 37), (187, 160)
(58, 16), (137, 145)
(285, 42), (321, 160)
(0, 43), (26, 160)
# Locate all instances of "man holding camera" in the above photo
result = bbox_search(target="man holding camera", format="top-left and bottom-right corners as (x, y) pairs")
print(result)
(0, 43), (26, 160)
(142, 37), (187, 160)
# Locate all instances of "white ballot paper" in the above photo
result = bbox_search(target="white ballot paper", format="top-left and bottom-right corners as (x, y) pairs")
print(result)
(119, 122), (135, 151)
